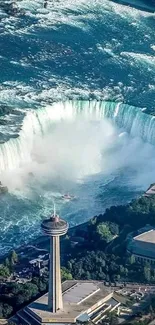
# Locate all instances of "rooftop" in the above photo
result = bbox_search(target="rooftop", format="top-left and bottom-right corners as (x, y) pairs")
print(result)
(63, 282), (100, 304)
(134, 229), (155, 244)
(41, 214), (68, 236)
(144, 184), (155, 197)
(21, 281), (112, 323)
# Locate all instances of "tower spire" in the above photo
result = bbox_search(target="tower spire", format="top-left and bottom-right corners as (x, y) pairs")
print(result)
(53, 202), (56, 217)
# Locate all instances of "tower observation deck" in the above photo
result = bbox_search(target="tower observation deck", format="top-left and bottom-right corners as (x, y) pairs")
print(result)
(41, 208), (68, 313)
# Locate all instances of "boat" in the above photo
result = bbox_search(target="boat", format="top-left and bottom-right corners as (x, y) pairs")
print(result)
(61, 194), (76, 201)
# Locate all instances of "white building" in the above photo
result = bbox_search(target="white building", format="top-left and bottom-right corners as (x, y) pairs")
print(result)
(128, 229), (155, 264)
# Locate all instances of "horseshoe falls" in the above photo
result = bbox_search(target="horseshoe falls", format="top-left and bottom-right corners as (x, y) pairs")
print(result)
(0, 0), (155, 254)
(0, 101), (155, 173)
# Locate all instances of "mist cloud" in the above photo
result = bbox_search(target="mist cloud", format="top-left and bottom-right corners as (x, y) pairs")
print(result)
(1, 116), (155, 193)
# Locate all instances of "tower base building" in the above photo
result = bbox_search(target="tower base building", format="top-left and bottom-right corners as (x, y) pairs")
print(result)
(14, 210), (121, 325)
(17, 280), (120, 325)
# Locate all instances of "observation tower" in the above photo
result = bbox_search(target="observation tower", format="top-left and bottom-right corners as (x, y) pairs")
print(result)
(41, 206), (68, 312)
(16, 208), (115, 325)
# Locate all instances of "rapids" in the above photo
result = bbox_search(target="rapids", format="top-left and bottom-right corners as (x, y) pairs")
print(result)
(0, 0), (155, 254)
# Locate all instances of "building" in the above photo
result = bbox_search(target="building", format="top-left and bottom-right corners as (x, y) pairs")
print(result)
(29, 254), (49, 268)
(29, 254), (49, 276)
(128, 229), (155, 264)
(17, 280), (120, 325)
(143, 183), (155, 197)
(16, 208), (120, 325)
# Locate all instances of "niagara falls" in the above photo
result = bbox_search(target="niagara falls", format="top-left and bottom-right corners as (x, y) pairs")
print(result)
(1, 100), (155, 254)
(0, 0), (154, 256)
(1, 0), (155, 322)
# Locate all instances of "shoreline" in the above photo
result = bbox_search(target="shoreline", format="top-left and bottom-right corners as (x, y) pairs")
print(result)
(0, 221), (88, 263)
(0, 183), (153, 263)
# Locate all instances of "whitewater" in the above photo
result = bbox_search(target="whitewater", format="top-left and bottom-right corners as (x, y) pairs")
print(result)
(0, 0), (155, 254)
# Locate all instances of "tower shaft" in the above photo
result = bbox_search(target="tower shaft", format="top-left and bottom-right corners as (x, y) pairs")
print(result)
(49, 236), (63, 312)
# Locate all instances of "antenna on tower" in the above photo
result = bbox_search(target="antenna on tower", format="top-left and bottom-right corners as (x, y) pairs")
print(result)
(53, 202), (56, 217)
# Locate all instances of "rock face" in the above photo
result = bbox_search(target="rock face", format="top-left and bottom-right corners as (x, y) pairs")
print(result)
(0, 182), (8, 194)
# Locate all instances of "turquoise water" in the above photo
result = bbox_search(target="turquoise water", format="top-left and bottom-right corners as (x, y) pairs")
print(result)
(0, 0), (155, 254)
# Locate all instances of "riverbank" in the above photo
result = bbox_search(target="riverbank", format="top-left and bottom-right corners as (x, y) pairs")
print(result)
(1, 184), (155, 320)
(0, 220), (88, 264)
(1, 182), (155, 266)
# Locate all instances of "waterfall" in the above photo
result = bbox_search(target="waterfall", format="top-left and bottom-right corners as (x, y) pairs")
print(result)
(0, 100), (155, 172)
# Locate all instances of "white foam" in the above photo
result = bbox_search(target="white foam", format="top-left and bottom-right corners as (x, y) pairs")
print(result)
(15, 0), (155, 33)
(121, 51), (155, 67)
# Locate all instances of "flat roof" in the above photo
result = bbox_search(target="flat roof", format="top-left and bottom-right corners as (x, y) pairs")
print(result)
(24, 281), (112, 323)
(63, 282), (99, 304)
(134, 229), (155, 244)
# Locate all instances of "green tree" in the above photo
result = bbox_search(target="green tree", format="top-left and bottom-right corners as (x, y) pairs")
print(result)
(96, 223), (112, 242)
(115, 274), (121, 282)
(0, 264), (10, 278)
(39, 280), (47, 292)
(119, 265), (124, 274)
(16, 294), (25, 306)
(10, 283), (23, 295)
(24, 282), (38, 298)
(10, 250), (18, 265)
(4, 257), (10, 269)
(90, 217), (97, 225)
(129, 255), (135, 264)
(61, 267), (73, 281)
(22, 290), (32, 302)
(124, 268), (128, 277)
(2, 303), (13, 317)
(144, 265), (151, 282)
(85, 271), (91, 280)
(109, 223), (119, 236)
(32, 277), (40, 286)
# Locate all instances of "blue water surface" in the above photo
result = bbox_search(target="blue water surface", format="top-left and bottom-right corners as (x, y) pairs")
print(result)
(0, 0), (155, 254)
